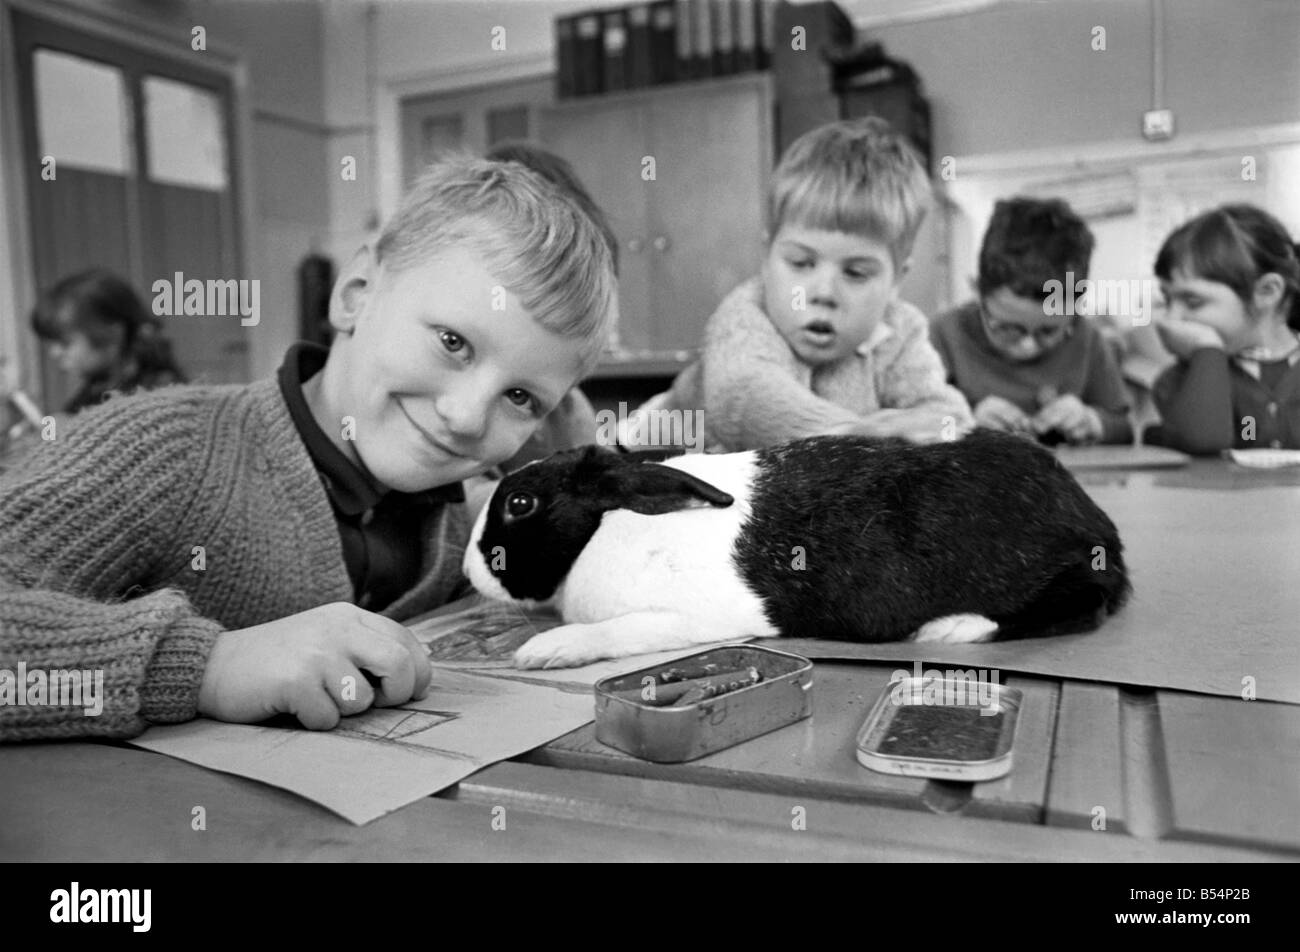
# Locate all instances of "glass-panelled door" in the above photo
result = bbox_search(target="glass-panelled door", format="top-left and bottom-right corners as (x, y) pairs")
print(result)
(12, 9), (247, 412)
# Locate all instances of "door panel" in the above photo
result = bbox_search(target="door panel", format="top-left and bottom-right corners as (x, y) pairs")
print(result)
(142, 183), (245, 383)
(541, 100), (652, 353)
(646, 82), (768, 353)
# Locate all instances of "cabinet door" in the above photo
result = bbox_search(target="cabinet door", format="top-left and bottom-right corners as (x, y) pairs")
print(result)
(400, 77), (552, 188)
(644, 79), (770, 353)
(539, 100), (653, 353)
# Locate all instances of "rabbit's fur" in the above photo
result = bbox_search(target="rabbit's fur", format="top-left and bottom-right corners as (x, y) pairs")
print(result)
(464, 431), (1130, 669)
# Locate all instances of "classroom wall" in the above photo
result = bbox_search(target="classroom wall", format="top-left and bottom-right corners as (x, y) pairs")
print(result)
(316, 0), (1300, 334)
(171, 0), (331, 381)
(318, 0), (576, 268)
(10, 1), (1298, 384)
(341, 0), (1300, 173)
(866, 0), (1300, 159)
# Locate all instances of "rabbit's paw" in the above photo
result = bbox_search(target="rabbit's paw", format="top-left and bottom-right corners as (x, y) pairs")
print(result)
(912, 613), (998, 644)
(514, 624), (609, 670)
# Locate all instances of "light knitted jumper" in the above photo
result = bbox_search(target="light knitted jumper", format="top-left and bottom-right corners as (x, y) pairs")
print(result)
(667, 276), (973, 451)
(0, 377), (472, 742)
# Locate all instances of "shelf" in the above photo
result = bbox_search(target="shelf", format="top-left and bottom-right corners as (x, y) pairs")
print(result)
(588, 352), (696, 379)
(550, 71), (772, 111)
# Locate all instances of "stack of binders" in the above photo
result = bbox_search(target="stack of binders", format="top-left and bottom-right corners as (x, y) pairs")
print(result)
(555, 0), (781, 98)
(835, 47), (935, 175)
(770, 0), (855, 153)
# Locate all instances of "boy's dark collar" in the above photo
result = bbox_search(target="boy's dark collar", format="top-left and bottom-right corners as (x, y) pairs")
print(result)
(277, 342), (465, 514)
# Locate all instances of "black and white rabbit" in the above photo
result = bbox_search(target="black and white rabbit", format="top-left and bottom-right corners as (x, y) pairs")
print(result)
(463, 430), (1130, 669)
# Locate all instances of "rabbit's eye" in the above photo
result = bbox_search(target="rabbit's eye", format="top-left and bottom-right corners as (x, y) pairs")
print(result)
(504, 492), (539, 522)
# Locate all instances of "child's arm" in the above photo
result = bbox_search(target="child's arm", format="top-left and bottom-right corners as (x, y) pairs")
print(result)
(1152, 350), (1237, 453)
(1079, 334), (1134, 444)
(0, 404), (226, 741)
(700, 280), (863, 450)
(0, 582), (225, 741)
(1034, 328), (1134, 445)
(869, 302), (975, 440)
(0, 399), (432, 742)
(1151, 320), (1236, 453)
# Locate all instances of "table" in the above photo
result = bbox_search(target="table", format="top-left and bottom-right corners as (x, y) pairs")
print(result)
(2, 458), (1298, 861)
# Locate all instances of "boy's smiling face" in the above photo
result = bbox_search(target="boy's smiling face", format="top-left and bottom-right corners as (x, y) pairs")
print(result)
(317, 244), (587, 493)
(761, 225), (903, 366)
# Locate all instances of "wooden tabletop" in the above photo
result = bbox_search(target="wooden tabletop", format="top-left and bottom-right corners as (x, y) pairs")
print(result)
(2, 455), (1297, 861)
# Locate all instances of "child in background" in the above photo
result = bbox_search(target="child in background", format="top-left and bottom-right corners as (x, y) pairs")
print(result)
(929, 198), (1132, 445)
(30, 268), (186, 413)
(0, 157), (617, 742)
(664, 117), (970, 451)
(1149, 204), (1300, 453)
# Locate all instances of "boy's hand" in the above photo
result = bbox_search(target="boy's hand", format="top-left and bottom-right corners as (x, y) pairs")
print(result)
(1033, 394), (1103, 444)
(973, 395), (1034, 437)
(197, 602), (433, 730)
(1156, 319), (1226, 359)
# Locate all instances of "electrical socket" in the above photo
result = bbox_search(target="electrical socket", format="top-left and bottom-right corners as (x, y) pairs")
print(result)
(1142, 109), (1174, 141)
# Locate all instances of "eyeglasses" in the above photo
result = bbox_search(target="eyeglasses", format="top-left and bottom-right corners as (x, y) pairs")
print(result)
(980, 302), (1074, 348)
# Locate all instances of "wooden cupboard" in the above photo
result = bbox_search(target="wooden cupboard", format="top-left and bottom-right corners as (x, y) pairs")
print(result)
(540, 73), (773, 359)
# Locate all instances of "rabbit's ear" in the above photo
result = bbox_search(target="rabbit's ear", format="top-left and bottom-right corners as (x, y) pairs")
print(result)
(596, 462), (734, 515)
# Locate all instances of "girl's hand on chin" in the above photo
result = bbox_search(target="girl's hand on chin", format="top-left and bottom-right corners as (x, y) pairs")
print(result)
(1156, 319), (1226, 359)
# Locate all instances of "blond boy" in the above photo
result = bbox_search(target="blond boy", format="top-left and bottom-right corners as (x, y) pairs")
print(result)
(0, 158), (616, 741)
(666, 118), (970, 450)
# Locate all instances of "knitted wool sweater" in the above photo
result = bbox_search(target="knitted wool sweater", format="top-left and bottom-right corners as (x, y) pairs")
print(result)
(671, 277), (972, 451)
(0, 377), (472, 742)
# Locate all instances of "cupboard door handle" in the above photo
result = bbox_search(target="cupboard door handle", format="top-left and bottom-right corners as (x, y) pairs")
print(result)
(627, 237), (644, 253)
(652, 235), (669, 252)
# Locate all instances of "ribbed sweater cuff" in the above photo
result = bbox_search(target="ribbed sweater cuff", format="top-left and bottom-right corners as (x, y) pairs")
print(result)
(139, 611), (225, 725)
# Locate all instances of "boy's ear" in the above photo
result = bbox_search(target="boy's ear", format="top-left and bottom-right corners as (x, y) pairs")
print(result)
(330, 244), (378, 336)
(1252, 272), (1288, 316)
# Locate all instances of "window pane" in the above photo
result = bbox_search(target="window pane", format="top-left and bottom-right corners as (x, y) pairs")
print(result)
(34, 49), (133, 175)
(143, 75), (228, 190)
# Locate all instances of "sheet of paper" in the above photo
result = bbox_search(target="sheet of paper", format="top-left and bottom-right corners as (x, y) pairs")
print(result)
(777, 486), (1300, 705)
(130, 600), (745, 824)
(131, 668), (595, 825)
(1055, 445), (1190, 470)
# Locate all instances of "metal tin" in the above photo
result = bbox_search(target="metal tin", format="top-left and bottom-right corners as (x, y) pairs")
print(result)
(594, 645), (813, 763)
(855, 676), (1022, 782)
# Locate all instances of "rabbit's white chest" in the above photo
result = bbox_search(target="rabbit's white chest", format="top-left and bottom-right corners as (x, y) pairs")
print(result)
(556, 452), (775, 635)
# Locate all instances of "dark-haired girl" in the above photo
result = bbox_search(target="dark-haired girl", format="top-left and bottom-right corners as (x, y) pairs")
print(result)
(30, 268), (185, 413)
(1152, 204), (1300, 453)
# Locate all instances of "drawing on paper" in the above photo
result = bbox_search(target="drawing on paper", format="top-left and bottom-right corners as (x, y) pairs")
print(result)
(414, 597), (561, 664)
(332, 708), (460, 745)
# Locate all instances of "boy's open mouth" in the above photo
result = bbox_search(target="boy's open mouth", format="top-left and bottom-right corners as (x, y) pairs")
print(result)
(800, 320), (837, 347)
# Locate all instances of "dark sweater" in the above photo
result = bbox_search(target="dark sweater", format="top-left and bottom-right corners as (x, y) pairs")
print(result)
(0, 376), (472, 742)
(1152, 347), (1300, 453)
(930, 301), (1133, 444)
